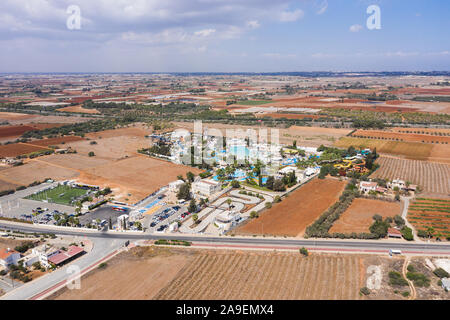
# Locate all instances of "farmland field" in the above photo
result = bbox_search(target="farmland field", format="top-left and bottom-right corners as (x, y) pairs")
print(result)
(335, 137), (433, 160)
(352, 129), (450, 144)
(25, 184), (88, 205)
(329, 198), (402, 234)
(234, 178), (347, 237)
(0, 143), (49, 158)
(27, 136), (84, 147)
(49, 247), (362, 300)
(407, 198), (450, 237)
(370, 156), (450, 197)
(235, 100), (274, 106)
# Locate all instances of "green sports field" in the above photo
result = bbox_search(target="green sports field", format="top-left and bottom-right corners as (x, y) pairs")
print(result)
(25, 184), (88, 206)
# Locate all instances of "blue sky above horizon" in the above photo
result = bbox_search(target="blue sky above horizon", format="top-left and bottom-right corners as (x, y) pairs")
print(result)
(0, 0), (449, 72)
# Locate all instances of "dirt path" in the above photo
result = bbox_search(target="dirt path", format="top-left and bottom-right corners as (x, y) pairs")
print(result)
(402, 258), (416, 300)
(401, 196), (424, 243)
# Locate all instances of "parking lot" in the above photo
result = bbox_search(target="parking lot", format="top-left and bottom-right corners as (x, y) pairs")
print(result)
(78, 206), (128, 228)
(145, 204), (189, 232)
(0, 182), (75, 221)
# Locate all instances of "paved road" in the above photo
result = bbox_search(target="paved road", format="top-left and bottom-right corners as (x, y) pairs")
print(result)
(1, 236), (125, 300)
(1, 222), (450, 254)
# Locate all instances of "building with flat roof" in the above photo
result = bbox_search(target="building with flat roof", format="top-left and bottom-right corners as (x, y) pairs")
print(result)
(192, 179), (221, 197)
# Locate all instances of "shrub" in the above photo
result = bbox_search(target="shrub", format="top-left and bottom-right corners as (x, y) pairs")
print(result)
(360, 287), (371, 295)
(250, 211), (259, 219)
(299, 247), (309, 257)
(389, 271), (408, 287)
(88, 151), (95, 157)
(231, 180), (240, 188)
(433, 268), (450, 279)
(265, 202), (272, 209)
(401, 226), (414, 241)
(406, 272), (430, 287)
(98, 262), (107, 269)
(402, 291), (410, 297)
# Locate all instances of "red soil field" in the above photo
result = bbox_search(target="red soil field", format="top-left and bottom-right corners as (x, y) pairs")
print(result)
(0, 125), (36, 138)
(329, 198), (402, 234)
(0, 123), (67, 139)
(235, 178), (347, 237)
(0, 143), (49, 157)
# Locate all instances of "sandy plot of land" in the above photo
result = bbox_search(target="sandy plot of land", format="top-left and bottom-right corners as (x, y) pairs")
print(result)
(50, 247), (362, 300)
(0, 160), (78, 186)
(34, 153), (110, 171)
(56, 105), (100, 114)
(64, 126), (152, 161)
(235, 178), (347, 237)
(67, 136), (149, 160)
(50, 247), (193, 300)
(76, 155), (202, 203)
(329, 198), (402, 234)
(0, 179), (20, 192)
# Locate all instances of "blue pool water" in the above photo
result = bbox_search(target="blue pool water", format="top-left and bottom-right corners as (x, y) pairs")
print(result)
(212, 169), (267, 184)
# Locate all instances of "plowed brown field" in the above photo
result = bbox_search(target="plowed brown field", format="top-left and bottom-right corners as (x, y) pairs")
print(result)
(352, 129), (450, 144)
(370, 156), (450, 197)
(235, 178), (347, 237)
(0, 143), (49, 157)
(49, 248), (362, 300)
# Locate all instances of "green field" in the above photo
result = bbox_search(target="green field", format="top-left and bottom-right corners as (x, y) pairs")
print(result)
(235, 100), (273, 106)
(25, 184), (88, 206)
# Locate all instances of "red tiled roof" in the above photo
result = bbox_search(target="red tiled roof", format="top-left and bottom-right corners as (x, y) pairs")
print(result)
(48, 246), (84, 265)
(388, 228), (402, 235)
(0, 248), (19, 260)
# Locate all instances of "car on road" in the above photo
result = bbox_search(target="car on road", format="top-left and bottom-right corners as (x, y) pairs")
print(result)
(150, 222), (157, 227)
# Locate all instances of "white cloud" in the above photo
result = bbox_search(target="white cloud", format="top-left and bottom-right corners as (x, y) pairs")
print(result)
(246, 20), (260, 29)
(316, 0), (328, 15)
(349, 24), (363, 32)
(194, 28), (215, 37)
(278, 9), (304, 22)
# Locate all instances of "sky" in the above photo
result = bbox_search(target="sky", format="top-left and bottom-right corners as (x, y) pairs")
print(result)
(0, 0), (449, 72)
